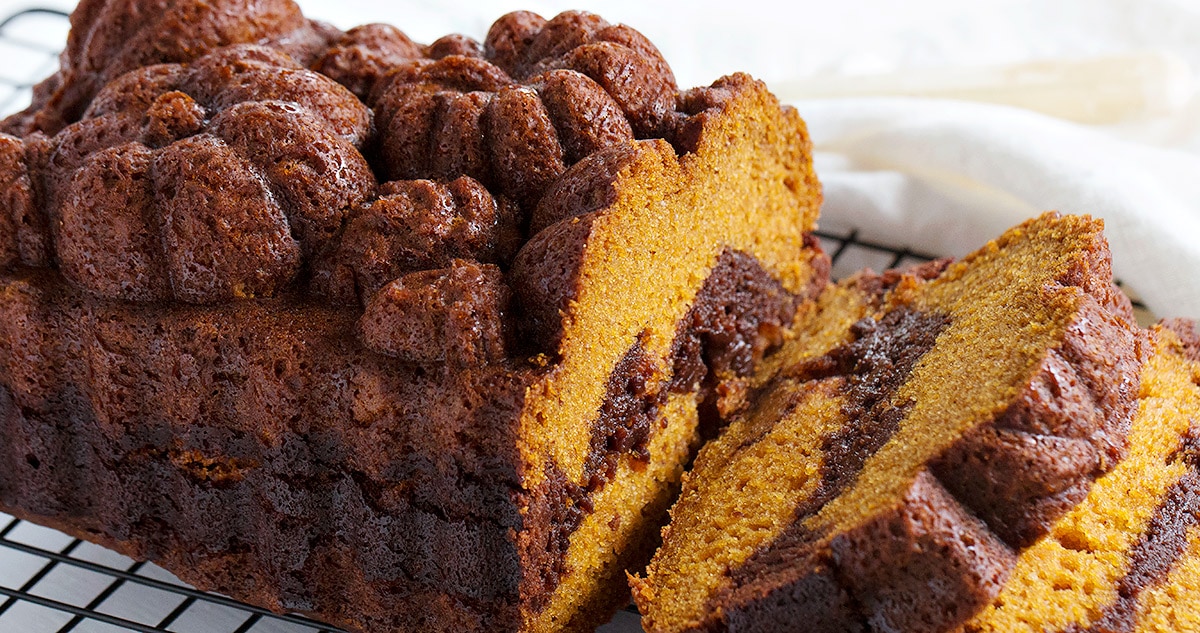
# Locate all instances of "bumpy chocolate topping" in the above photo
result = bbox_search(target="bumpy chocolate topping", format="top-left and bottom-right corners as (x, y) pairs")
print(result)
(358, 259), (510, 367)
(1, 0), (338, 137)
(1, 7), (821, 395)
(313, 24), (424, 100)
(0, 134), (48, 268)
(508, 209), (598, 354)
(526, 143), (639, 236)
(24, 45), (375, 304)
(313, 177), (522, 306)
(369, 10), (676, 211)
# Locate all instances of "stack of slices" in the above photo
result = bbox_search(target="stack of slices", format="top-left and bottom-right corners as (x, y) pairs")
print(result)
(635, 213), (1200, 633)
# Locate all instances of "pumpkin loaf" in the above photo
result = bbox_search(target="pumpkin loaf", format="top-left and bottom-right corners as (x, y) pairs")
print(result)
(964, 318), (1200, 633)
(632, 213), (1145, 633)
(0, 3), (827, 632)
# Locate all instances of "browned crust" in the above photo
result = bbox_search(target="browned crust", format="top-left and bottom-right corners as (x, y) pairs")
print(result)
(368, 10), (673, 213)
(831, 471), (1017, 633)
(0, 134), (46, 268)
(931, 289), (1145, 548)
(0, 245), (816, 633)
(508, 210), (597, 353)
(13, 44), (375, 306)
(507, 140), (652, 354)
(1162, 317), (1200, 362)
(528, 142), (640, 236)
(312, 24), (424, 100)
(358, 259), (511, 366)
(0, 5), (825, 632)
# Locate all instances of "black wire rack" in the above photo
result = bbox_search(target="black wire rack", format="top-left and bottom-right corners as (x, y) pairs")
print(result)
(0, 7), (68, 120)
(0, 512), (344, 633)
(0, 6), (1152, 633)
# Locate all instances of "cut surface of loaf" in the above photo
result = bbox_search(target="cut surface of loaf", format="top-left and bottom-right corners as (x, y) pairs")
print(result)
(0, 2), (827, 632)
(964, 319), (1200, 633)
(632, 213), (1144, 633)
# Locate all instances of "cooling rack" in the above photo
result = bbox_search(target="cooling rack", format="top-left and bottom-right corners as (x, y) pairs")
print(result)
(0, 6), (1150, 633)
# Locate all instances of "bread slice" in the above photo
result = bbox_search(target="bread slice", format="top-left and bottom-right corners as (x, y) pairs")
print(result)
(965, 318), (1200, 633)
(0, 4), (826, 632)
(633, 213), (1144, 633)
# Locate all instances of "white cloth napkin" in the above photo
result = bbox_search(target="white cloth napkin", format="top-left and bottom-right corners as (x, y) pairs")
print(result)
(802, 97), (1200, 319)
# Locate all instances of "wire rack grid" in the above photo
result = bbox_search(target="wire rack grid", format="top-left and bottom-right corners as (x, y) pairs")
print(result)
(0, 6), (1149, 633)
(0, 7), (68, 120)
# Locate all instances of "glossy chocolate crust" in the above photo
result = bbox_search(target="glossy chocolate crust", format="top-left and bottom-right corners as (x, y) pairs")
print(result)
(366, 10), (677, 210)
(694, 251), (1144, 633)
(2, 44), (377, 306)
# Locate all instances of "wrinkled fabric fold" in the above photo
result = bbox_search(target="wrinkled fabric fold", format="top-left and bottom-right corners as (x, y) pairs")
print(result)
(800, 97), (1200, 319)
